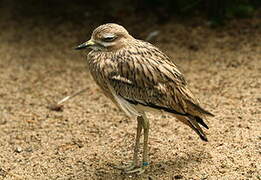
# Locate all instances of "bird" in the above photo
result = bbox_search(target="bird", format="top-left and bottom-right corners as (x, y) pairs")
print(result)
(75, 23), (214, 174)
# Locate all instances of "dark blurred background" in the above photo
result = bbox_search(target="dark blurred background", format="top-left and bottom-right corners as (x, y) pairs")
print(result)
(2, 0), (261, 20)
(0, 0), (260, 46)
(1, 0), (260, 27)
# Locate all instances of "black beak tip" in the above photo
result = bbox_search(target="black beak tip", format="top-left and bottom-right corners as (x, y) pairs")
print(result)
(75, 46), (81, 50)
(75, 44), (87, 50)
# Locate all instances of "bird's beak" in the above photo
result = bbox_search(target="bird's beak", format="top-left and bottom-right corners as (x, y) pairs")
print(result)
(75, 40), (95, 50)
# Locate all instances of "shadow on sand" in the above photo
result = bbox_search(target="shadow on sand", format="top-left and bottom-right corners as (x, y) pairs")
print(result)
(93, 149), (211, 180)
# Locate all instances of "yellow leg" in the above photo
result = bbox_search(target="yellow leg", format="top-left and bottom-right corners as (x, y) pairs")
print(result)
(133, 116), (143, 166)
(125, 114), (149, 174)
(113, 115), (143, 172)
(142, 114), (149, 165)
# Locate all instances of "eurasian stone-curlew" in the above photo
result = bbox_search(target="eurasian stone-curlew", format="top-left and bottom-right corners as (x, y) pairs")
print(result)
(76, 23), (214, 174)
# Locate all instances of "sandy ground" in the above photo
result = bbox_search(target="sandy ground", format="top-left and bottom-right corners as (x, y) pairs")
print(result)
(0, 12), (260, 180)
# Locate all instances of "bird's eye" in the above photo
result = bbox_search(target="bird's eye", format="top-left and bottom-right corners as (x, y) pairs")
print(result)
(102, 35), (117, 42)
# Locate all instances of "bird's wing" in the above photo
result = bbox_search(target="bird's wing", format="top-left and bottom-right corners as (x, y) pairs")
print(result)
(106, 42), (204, 117)
(107, 82), (142, 118)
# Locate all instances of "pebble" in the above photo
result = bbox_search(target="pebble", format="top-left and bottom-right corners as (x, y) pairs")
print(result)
(14, 146), (23, 153)
(173, 175), (183, 179)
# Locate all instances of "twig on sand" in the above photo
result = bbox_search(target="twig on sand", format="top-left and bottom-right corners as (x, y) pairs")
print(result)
(57, 87), (89, 105)
(48, 87), (89, 111)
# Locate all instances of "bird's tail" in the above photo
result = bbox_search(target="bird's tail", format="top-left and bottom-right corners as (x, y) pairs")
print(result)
(185, 99), (214, 117)
(174, 114), (209, 142)
(172, 88), (214, 141)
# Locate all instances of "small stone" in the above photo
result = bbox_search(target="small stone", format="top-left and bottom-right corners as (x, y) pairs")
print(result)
(25, 147), (33, 152)
(173, 175), (183, 179)
(0, 119), (7, 125)
(48, 104), (63, 112)
(148, 176), (155, 180)
(0, 168), (7, 178)
(14, 146), (23, 153)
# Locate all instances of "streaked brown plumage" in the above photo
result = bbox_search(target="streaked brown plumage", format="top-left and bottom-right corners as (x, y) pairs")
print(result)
(76, 23), (214, 174)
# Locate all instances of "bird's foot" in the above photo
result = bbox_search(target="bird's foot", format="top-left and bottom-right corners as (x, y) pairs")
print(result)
(124, 166), (145, 174)
(111, 162), (148, 174)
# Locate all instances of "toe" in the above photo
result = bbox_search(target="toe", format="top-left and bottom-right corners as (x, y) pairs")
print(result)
(125, 167), (145, 174)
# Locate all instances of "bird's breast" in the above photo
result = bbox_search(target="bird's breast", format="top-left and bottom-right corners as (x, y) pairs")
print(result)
(87, 52), (116, 95)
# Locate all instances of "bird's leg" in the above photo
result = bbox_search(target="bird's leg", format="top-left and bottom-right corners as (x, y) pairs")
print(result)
(132, 116), (143, 166)
(142, 114), (149, 166)
(125, 114), (149, 174)
(113, 116), (143, 171)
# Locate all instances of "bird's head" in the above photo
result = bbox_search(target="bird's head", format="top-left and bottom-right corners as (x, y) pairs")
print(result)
(75, 23), (133, 52)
